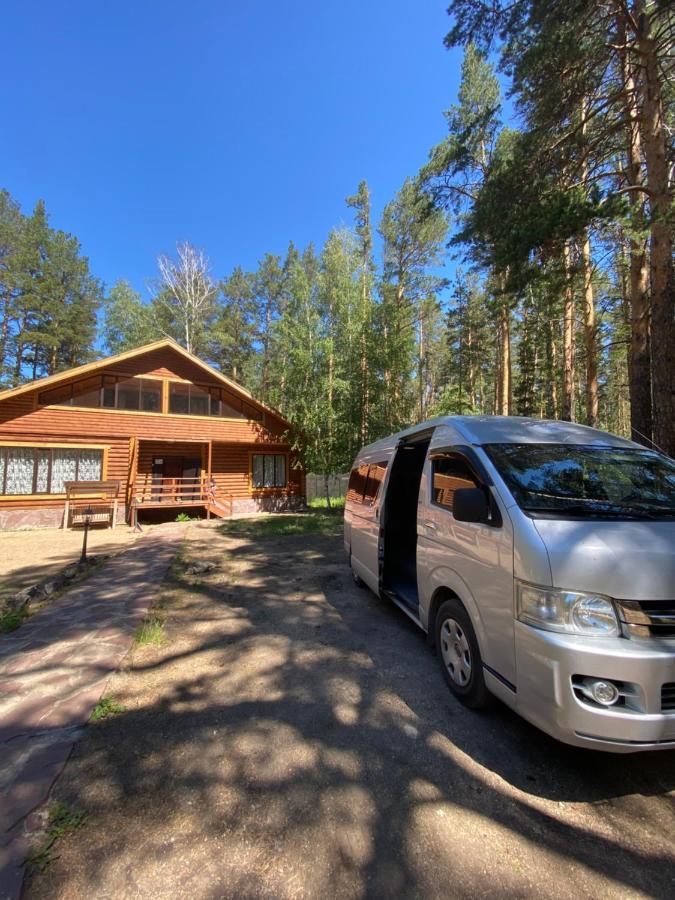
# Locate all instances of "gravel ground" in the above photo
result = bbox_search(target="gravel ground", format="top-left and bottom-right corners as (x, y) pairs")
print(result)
(24, 522), (675, 899)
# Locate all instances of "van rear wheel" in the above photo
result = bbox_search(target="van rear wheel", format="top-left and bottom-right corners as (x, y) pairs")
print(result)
(435, 599), (491, 709)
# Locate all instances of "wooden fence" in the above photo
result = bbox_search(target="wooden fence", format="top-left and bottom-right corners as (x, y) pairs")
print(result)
(305, 473), (349, 501)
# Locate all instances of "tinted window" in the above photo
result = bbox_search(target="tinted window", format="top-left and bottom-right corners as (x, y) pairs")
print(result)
(347, 461), (388, 505)
(432, 457), (479, 512)
(347, 464), (369, 503)
(484, 443), (675, 519)
(363, 462), (388, 506)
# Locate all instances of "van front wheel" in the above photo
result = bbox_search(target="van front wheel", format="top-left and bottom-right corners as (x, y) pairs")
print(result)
(435, 599), (491, 709)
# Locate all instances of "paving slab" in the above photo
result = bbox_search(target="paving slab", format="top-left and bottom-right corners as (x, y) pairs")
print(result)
(0, 526), (186, 900)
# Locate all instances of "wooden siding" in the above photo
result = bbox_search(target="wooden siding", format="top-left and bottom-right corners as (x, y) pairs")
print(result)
(0, 344), (304, 517)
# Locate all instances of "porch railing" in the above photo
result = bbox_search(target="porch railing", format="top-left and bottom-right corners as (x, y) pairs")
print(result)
(132, 474), (208, 504)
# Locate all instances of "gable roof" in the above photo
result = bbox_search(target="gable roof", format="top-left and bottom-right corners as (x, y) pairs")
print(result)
(0, 338), (291, 427)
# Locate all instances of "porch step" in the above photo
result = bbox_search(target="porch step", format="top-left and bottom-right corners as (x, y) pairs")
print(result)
(207, 498), (232, 519)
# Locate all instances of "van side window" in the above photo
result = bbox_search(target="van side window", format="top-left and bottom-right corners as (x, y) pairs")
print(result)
(347, 464), (370, 504)
(363, 461), (388, 506)
(432, 456), (479, 512)
(347, 460), (388, 505)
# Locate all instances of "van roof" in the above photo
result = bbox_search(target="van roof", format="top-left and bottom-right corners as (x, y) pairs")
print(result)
(357, 415), (640, 456)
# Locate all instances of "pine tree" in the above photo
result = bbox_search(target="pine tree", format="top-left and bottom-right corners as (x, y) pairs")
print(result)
(102, 280), (156, 354)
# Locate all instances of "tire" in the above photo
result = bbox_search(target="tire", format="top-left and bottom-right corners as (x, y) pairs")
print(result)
(435, 598), (491, 709)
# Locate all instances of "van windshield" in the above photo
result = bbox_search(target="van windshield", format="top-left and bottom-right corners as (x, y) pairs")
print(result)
(483, 443), (675, 519)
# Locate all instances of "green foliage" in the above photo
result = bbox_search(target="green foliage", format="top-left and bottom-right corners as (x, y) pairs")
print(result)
(102, 280), (157, 354)
(307, 496), (345, 510)
(135, 616), (165, 646)
(0, 193), (103, 387)
(90, 696), (126, 722)
(0, 606), (28, 633)
(26, 802), (87, 873)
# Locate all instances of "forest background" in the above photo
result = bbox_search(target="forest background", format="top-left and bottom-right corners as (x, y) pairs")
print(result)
(1, 1), (673, 479)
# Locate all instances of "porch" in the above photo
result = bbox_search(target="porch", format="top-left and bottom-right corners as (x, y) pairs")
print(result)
(128, 438), (232, 527)
(127, 438), (303, 527)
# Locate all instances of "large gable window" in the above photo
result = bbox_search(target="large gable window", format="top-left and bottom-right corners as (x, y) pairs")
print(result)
(169, 382), (211, 416)
(0, 446), (104, 496)
(39, 376), (161, 412)
(38, 370), (264, 421)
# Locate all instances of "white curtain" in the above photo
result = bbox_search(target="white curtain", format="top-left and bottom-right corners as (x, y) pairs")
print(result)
(51, 450), (78, 493)
(35, 451), (49, 493)
(5, 448), (35, 494)
(78, 450), (103, 481)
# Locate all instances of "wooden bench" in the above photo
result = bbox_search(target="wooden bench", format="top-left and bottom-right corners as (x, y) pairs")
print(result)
(63, 480), (121, 529)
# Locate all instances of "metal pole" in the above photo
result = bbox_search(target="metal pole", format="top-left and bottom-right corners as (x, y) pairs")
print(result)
(80, 505), (92, 564)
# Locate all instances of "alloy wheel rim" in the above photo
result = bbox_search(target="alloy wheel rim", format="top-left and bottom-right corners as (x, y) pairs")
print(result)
(440, 617), (472, 687)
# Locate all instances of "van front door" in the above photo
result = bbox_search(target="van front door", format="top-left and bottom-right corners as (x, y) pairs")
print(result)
(417, 448), (516, 691)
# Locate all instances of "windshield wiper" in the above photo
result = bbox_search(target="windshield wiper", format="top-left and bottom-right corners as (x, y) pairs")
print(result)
(523, 504), (659, 519)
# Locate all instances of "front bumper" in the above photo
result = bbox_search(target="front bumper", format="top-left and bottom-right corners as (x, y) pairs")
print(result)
(514, 622), (675, 752)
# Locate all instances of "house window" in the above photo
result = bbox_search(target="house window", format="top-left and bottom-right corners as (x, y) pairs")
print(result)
(208, 388), (246, 419)
(0, 447), (104, 496)
(115, 378), (161, 411)
(39, 376), (161, 412)
(251, 454), (286, 489)
(168, 382), (212, 416)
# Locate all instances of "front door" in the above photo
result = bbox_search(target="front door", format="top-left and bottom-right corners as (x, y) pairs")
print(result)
(152, 456), (201, 502)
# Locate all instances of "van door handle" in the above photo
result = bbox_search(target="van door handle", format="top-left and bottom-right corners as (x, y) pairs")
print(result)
(424, 521), (437, 530)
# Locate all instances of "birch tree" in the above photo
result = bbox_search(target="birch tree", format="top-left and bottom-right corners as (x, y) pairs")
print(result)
(154, 241), (216, 355)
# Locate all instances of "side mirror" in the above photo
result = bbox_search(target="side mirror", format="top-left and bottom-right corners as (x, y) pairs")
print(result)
(453, 487), (490, 524)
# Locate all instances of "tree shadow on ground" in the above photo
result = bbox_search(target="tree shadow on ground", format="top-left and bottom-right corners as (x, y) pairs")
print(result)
(24, 531), (675, 899)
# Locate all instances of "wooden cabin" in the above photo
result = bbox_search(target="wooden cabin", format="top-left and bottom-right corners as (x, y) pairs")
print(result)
(0, 339), (305, 529)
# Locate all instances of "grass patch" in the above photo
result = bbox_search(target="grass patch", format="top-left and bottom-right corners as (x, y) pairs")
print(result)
(90, 696), (125, 722)
(135, 616), (165, 646)
(0, 607), (29, 634)
(219, 510), (343, 539)
(307, 496), (345, 510)
(27, 802), (86, 873)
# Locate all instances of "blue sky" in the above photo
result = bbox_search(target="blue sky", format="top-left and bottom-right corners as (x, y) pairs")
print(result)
(3, 1), (465, 297)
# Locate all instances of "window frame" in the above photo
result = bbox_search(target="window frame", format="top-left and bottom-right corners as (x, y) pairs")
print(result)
(429, 449), (502, 527)
(38, 372), (265, 423)
(0, 442), (109, 499)
(249, 452), (289, 492)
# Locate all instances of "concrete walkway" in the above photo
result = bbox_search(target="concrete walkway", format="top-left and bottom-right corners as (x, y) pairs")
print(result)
(0, 526), (186, 900)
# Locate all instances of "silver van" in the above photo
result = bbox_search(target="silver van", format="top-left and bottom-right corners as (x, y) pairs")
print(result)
(344, 416), (675, 752)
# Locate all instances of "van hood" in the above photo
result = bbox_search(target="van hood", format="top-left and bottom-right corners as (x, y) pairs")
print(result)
(532, 519), (675, 601)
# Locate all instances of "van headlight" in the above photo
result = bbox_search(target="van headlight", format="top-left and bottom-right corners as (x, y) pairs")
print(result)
(516, 582), (620, 637)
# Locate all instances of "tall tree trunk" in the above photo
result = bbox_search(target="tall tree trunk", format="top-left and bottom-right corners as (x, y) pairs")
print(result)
(636, 5), (674, 454)
(466, 320), (475, 411)
(0, 298), (10, 377)
(562, 241), (576, 421)
(499, 301), (511, 415)
(579, 99), (599, 427)
(619, 11), (652, 445)
(581, 232), (599, 427)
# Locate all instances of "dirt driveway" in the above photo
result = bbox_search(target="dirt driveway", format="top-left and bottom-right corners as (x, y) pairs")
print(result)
(26, 517), (675, 899)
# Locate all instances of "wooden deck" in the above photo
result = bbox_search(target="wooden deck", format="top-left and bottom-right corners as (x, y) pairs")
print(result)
(130, 475), (233, 526)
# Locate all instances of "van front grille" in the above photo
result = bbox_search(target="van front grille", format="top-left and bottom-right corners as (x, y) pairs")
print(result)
(616, 601), (675, 638)
(661, 683), (675, 712)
